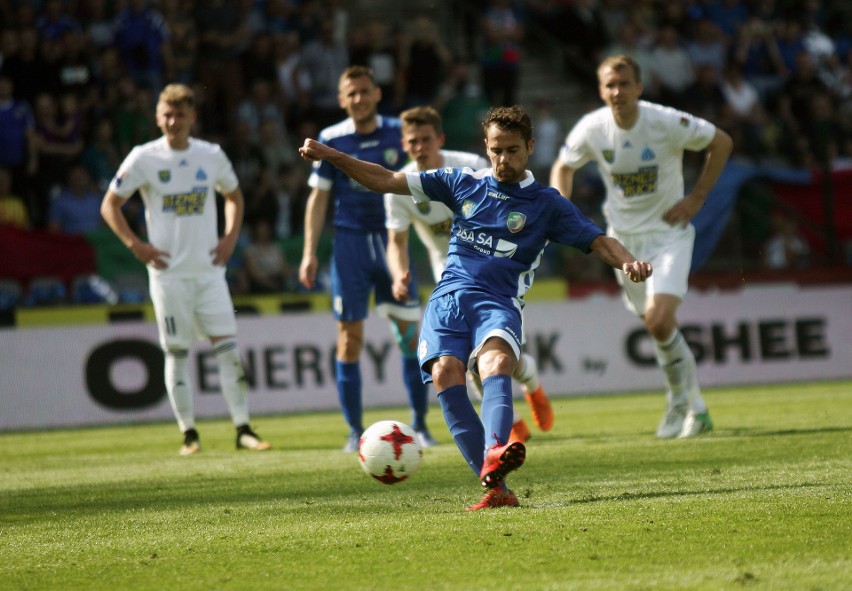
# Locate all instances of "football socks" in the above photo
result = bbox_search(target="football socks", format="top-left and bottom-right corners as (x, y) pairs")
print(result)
(437, 384), (486, 477)
(215, 339), (250, 427)
(480, 374), (514, 448)
(165, 349), (194, 433)
(336, 360), (363, 434)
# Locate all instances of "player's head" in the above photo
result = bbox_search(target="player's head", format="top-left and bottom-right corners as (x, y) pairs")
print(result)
(400, 106), (446, 171)
(156, 83), (197, 149)
(338, 65), (381, 124)
(482, 105), (535, 184)
(597, 55), (643, 120)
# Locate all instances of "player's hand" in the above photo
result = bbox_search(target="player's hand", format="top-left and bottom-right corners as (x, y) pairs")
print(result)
(210, 235), (237, 266)
(131, 242), (170, 270)
(299, 138), (331, 163)
(299, 254), (318, 289)
(391, 269), (412, 302)
(622, 261), (652, 283)
(663, 195), (702, 227)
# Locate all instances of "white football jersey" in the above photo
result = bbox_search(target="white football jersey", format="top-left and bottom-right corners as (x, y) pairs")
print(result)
(558, 100), (715, 234)
(110, 136), (239, 277)
(385, 150), (488, 282)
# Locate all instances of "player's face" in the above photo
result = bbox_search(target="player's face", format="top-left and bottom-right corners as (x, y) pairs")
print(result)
(338, 76), (381, 124)
(156, 102), (196, 148)
(402, 124), (445, 171)
(484, 124), (533, 184)
(598, 65), (643, 121)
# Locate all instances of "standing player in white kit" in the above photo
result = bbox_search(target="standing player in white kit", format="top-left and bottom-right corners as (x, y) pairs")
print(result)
(101, 83), (271, 455)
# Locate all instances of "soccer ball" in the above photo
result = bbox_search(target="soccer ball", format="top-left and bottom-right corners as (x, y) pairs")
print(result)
(358, 420), (423, 484)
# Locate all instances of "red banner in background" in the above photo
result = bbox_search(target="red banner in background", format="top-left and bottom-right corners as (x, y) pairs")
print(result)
(0, 225), (96, 289)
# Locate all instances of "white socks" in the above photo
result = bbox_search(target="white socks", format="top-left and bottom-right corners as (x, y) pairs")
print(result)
(214, 339), (250, 427)
(654, 330), (707, 413)
(165, 349), (193, 433)
(514, 352), (540, 393)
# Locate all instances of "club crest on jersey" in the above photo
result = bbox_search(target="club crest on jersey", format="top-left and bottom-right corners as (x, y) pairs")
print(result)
(196, 168), (207, 181)
(417, 201), (431, 214)
(602, 149), (614, 163)
(461, 199), (475, 218)
(506, 212), (526, 233)
(641, 147), (656, 161)
(384, 148), (399, 167)
(158, 170), (171, 183)
(680, 117), (690, 127)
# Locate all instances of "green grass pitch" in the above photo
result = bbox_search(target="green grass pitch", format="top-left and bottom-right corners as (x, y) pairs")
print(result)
(1, 380), (850, 590)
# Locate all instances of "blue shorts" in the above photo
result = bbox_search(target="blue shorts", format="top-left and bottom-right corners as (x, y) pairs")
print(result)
(417, 288), (523, 383)
(331, 228), (420, 322)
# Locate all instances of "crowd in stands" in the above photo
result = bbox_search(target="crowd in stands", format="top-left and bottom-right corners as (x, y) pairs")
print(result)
(1, 0), (850, 307)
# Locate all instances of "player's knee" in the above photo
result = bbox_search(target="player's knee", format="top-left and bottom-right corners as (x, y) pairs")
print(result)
(430, 358), (466, 390)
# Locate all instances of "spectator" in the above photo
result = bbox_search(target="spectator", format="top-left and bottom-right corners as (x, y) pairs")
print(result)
(732, 16), (788, 103)
(349, 19), (404, 115)
(399, 16), (452, 108)
(240, 31), (278, 88)
(80, 118), (121, 192)
(35, 0), (81, 42)
(682, 64), (727, 125)
(79, 0), (116, 52)
(648, 23), (696, 109)
(225, 120), (267, 215)
(2, 26), (41, 105)
(298, 15), (349, 131)
(235, 79), (286, 142)
(47, 164), (102, 235)
(161, 0), (197, 85)
(0, 73), (38, 216)
(274, 30), (308, 134)
(113, 0), (171, 97)
(257, 116), (296, 178)
(244, 218), (292, 293)
(0, 166), (30, 229)
(111, 78), (157, 157)
(435, 57), (491, 154)
(686, 18), (728, 79)
(480, 0), (525, 107)
(720, 58), (768, 158)
(777, 51), (833, 167)
(763, 211), (811, 269)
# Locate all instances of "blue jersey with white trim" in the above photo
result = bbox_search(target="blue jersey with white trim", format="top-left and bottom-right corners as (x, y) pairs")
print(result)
(308, 116), (404, 232)
(407, 167), (604, 300)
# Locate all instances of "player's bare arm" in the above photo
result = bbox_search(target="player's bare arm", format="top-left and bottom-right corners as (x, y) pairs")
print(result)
(299, 138), (410, 196)
(549, 160), (575, 199)
(299, 186), (330, 289)
(211, 188), (244, 266)
(663, 128), (734, 227)
(589, 235), (653, 283)
(386, 228), (412, 301)
(100, 190), (170, 269)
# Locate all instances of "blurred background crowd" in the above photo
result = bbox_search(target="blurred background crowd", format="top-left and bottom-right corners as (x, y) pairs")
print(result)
(0, 0), (850, 307)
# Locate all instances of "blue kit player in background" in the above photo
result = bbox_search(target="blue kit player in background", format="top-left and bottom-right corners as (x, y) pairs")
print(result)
(298, 66), (435, 452)
(299, 105), (652, 511)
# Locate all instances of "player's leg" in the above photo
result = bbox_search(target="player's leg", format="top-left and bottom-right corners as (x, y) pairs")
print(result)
(150, 276), (198, 454)
(331, 231), (373, 451)
(468, 369), (529, 443)
(514, 351), (553, 431)
(198, 276), (270, 451)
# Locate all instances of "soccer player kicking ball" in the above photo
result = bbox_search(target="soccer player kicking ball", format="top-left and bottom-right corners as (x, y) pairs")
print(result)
(384, 105), (554, 444)
(300, 105), (651, 511)
(101, 84), (271, 455)
(551, 55), (733, 439)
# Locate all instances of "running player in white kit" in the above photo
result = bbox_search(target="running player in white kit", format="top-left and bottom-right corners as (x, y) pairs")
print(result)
(551, 55), (733, 439)
(101, 83), (271, 455)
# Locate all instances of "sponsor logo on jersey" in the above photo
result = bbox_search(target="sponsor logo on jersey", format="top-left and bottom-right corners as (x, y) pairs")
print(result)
(612, 165), (658, 197)
(507, 212), (526, 233)
(641, 147), (655, 161)
(487, 189), (509, 201)
(602, 149), (614, 163)
(196, 168), (207, 181)
(162, 188), (208, 215)
(494, 238), (518, 258)
(384, 148), (400, 168)
(158, 170), (171, 183)
(461, 200), (475, 218)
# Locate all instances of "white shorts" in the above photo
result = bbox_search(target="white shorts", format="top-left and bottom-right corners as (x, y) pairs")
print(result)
(149, 272), (237, 350)
(609, 224), (694, 317)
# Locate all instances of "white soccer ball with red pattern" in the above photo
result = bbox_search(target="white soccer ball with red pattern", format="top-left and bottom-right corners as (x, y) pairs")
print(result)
(358, 420), (423, 484)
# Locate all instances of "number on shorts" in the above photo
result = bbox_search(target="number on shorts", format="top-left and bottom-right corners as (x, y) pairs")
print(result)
(164, 316), (177, 336)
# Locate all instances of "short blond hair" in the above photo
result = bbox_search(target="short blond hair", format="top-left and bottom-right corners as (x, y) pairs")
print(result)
(597, 54), (641, 83)
(158, 83), (196, 109)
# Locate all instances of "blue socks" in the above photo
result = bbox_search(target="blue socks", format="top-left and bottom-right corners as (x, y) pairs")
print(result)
(336, 360), (362, 435)
(437, 384), (485, 476)
(481, 374), (514, 448)
(402, 356), (429, 430)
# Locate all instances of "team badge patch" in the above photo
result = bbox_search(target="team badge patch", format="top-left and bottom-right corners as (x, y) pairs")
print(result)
(158, 170), (171, 183)
(384, 148), (400, 167)
(461, 200), (475, 218)
(417, 201), (431, 214)
(602, 149), (614, 163)
(507, 212), (526, 233)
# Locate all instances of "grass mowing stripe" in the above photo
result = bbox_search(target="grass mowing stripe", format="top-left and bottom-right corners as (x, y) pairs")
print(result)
(1, 380), (849, 590)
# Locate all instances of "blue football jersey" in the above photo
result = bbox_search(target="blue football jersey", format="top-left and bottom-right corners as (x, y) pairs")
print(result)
(408, 168), (604, 300)
(309, 116), (405, 232)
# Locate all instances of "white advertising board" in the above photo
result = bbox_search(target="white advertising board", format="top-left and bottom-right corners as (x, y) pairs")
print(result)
(1, 284), (850, 431)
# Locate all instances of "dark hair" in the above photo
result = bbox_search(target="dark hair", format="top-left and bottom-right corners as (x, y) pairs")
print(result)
(482, 105), (533, 143)
(400, 106), (443, 135)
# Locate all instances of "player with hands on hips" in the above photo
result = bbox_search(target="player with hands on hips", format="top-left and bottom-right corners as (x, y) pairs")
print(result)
(385, 105), (555, 444)
(101, 83), (271, 456)
(301, 105), (651, 510)
(550, 54), (733, 439)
